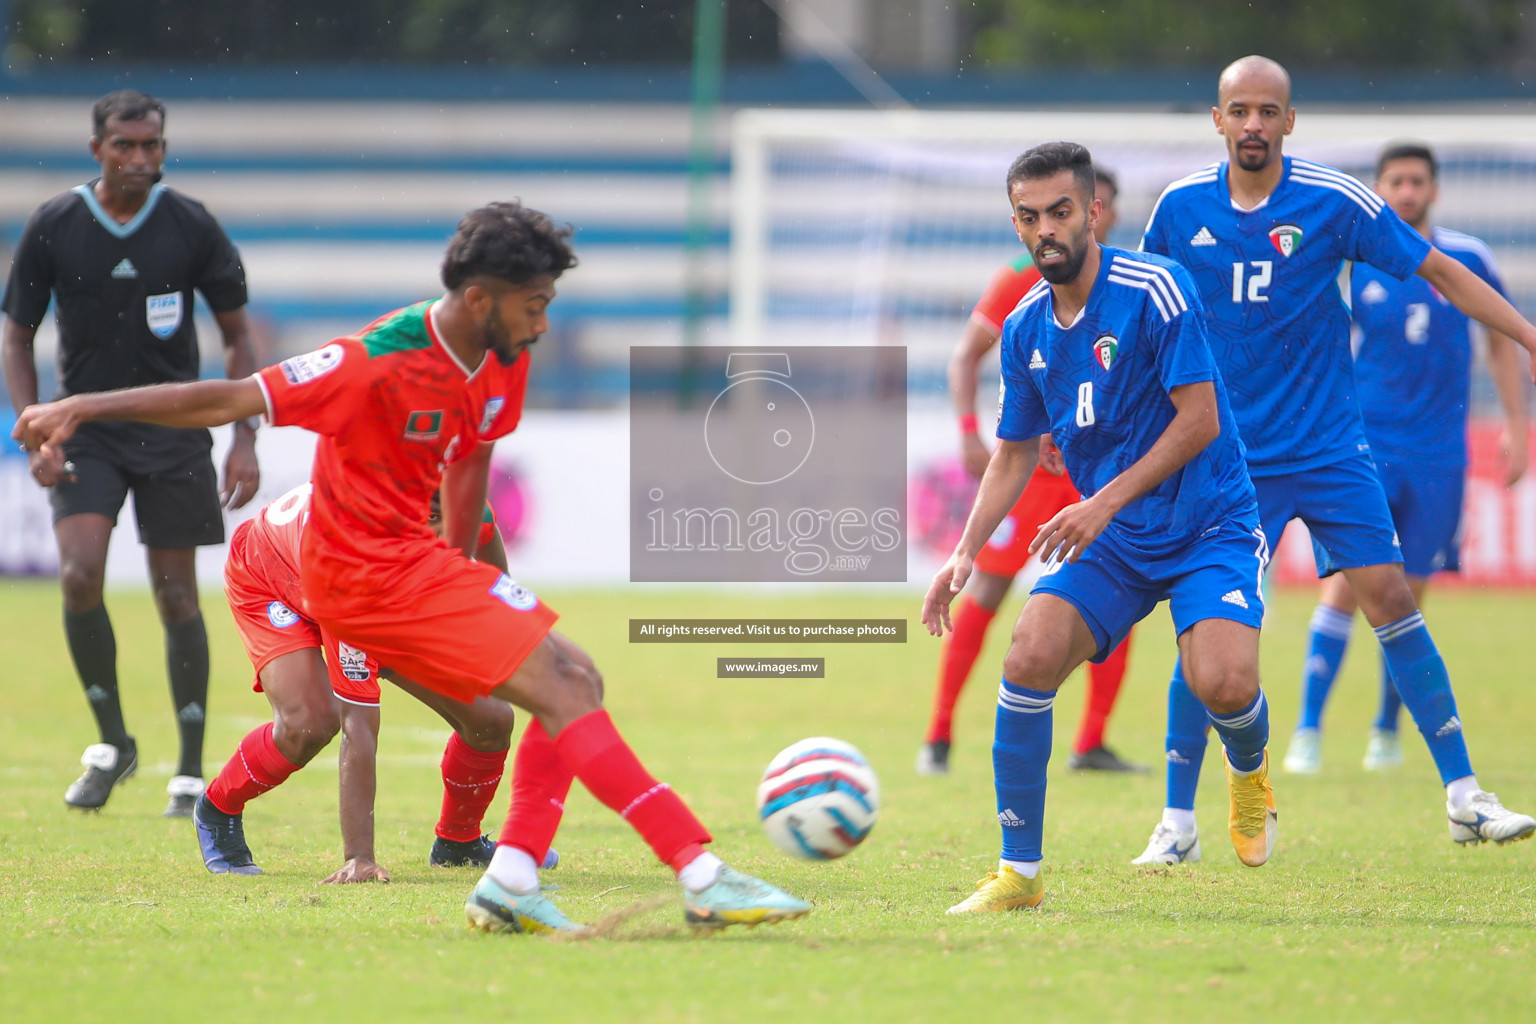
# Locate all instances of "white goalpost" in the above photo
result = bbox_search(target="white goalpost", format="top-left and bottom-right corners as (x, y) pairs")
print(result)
(729, 109), (1536, 360)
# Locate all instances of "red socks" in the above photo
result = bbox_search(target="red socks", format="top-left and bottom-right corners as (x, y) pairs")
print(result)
(436, 732), (509, 842)
(206, 722), (301, 815)
(497, 718), (574, 864)
(927, 596), (997, 743)
(552, 709), (711, 868)
(1075, 634), (1132, 754)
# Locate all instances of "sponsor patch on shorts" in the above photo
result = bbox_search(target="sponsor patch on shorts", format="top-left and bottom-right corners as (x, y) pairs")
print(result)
(336, 641), (370, 682)
(267, 601), (300, 628)
(490, 574), (539, 611)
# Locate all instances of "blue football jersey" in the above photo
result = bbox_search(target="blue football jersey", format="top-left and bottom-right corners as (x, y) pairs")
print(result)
(1352, 227), (1506, 468)
(1141, 156), (1433, 476)
(997, 245), (1256, 561)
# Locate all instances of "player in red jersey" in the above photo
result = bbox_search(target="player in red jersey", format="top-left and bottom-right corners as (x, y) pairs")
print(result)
(207, 480), (556, 881)
(918, 168), (1144, 776)
(15, 202), (809, 935)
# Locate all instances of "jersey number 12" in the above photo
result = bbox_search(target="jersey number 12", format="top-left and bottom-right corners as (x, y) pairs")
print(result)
(1231, 261), (1273, 303)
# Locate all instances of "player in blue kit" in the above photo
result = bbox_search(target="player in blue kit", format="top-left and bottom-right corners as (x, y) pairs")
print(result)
(923, 141), (1278, 914)
(1284, 142), (1529, 775)
(1134, 57), (1536, 867)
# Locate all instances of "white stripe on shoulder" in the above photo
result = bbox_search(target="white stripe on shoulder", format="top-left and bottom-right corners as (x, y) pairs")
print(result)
(1290, 160), (1384, 215)
(1143, 163), (1221, 241)
(1432, 227), (1502, 277)
(1166, 163), (1223, 189)
(1107, 273), (1174, 322)
(1290, 158), (1383, 204)
(1290, 162), (1384, 209)
(1110, 255), (1189, 315)
(1016, 278), (1052, 312)
(1288, 172), (1384, 217)
(1290, 158), (1382, 202)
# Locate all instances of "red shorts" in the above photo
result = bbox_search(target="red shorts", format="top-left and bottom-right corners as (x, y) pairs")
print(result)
(310, 544), (558, 705)
(972, 464), (1081, 578)
(224, 521), (382, 706)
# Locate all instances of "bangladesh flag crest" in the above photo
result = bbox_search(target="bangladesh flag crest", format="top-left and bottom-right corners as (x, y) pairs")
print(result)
(1268, 223), (1303, 257)
(1093, 333), (1119, 371)
(404, 409), (444, 441)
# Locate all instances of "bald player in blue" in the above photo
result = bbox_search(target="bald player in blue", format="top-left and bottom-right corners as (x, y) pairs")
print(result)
(1133, 56), (1536, 868)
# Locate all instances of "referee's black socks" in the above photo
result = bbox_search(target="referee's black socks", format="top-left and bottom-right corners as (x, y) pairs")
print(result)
(64, 604), (131, 751)
(165, 612), (209, 779)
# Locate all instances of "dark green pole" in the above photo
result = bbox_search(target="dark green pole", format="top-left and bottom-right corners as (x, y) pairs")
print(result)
(683, 0), (726, 355)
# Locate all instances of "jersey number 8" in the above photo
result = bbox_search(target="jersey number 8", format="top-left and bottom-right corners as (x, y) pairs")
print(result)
(1076, 381), (1096, 427)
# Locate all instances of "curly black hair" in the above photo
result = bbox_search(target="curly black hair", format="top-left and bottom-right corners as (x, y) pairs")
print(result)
(441, 201), (578, 290)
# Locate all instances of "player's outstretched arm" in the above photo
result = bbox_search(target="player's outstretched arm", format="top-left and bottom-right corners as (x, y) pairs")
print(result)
(12, 377), (267, 459)
(949, 318), (1002, 477)
(1486, 327), (1530, 486)
(1418, 249), (1536, 383)
(1030, 380), (1219, 564)
(215, 307), (261, 510)
(922, 436), (1038, 636)
(323, 701), (390, 885)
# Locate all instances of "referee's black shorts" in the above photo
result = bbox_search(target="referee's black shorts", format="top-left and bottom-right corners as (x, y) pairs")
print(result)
(48, 421), (225, 549)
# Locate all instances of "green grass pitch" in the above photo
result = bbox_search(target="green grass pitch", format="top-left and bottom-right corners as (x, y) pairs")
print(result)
(1, 578), (1533, 1022)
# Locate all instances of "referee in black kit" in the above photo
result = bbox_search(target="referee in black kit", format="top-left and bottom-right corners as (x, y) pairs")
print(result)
(2, 90), (261, 816)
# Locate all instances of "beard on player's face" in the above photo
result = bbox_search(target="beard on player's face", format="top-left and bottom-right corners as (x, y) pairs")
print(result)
(1033, 222), (1091, 285)
(1232, 133), (1273, 171)
(478, 312), (529, 366)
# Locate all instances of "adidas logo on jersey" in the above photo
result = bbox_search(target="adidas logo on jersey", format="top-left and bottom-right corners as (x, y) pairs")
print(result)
(998, 808), (1025, 827)
(1028, 350), (1047, 370)
(1221, 590), (1249, 609)
(1189, 226), (1217, 247)
(110, 258), (138, 279)
(1436, 716), (1463, 738)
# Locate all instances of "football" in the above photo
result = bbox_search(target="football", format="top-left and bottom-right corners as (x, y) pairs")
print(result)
(756, 737), (880, 859)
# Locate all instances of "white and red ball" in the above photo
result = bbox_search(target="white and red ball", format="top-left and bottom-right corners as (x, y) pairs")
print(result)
(756, 737), (879, 860)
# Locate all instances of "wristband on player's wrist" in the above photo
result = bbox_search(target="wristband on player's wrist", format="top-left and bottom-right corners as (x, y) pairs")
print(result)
(235, 416), (260, 434)
(957, 413), (979, 435)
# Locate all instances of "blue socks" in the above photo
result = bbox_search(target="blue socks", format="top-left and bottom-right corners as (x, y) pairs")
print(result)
(1164, 659), (1209, 811)
(1298, 605), (1352, 731)
(1373, 650), (1402, 732)
(1207, 690), (1269, 774)
(1374, 613), (1472, 783)
(993, 679), (1054, 863)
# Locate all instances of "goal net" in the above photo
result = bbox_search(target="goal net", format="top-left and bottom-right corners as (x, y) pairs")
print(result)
(730, 110), (1536, 583)
(729, 109), (1536, 364)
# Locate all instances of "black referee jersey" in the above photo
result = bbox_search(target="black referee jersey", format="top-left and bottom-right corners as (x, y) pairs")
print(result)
(2, 181), (249, 466)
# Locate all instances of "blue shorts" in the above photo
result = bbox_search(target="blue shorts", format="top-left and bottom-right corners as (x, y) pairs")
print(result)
(1030, 513), (1268, 662)
(1253, 452), (1403, 578)
(1376, 457), (1463, 576)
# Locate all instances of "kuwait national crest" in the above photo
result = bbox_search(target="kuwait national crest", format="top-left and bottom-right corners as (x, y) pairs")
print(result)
(1093, 333), (1119, 371)
(1268, 224), (1303, 257)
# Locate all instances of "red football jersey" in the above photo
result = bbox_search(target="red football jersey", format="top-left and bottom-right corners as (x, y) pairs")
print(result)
(971, 254), (1043, 336)
(256, 301), (529, 620)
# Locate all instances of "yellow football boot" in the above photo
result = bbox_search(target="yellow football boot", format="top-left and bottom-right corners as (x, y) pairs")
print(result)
(945, 865), (1043, 914)
(1226, 751), (1278, 867)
